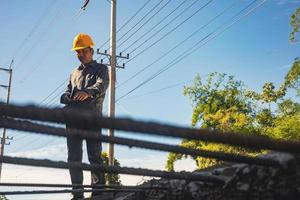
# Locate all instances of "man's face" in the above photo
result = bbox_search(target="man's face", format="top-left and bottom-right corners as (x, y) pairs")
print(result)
(76, 47), (93, 64)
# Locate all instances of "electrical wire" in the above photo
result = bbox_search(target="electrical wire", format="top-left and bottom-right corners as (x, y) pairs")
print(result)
(14, 0), (68, 71)
(98, 0), (152, 49)
(10, 0), (59, 62)
(8, 2), (87, 156)
(103, 0), (166, 52)
(44, 87), (66, 107)
(39, 78), (68, 106)
(117, 0), (219, 88)
(117, 0), (172, 49)
(120, 0), (189, 53)
(17, 0), (86, 83)
(123, 0), (213, 65)
(116, 0), (266, 102)
(123, 79), (193, 100)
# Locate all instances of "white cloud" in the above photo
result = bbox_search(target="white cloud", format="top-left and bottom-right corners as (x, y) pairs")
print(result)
(8, 144), (67, 161)
(2, 144), (196, 199)
(174, 157), (197, 172)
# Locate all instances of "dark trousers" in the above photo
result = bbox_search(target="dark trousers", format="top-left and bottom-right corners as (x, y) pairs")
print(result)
(67, 124), (105, 198)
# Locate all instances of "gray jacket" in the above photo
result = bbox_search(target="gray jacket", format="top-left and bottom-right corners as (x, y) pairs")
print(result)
(60, 60), (109, 114)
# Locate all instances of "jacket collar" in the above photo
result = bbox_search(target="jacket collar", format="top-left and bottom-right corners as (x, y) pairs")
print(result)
(78, 60), (96, 70)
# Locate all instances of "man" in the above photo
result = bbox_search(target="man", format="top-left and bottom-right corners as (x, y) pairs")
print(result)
(61, 33), (109, 200)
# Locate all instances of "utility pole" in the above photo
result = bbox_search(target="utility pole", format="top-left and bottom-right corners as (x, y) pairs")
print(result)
(108, 0), (117, 166)
(0, 59), (14, 181)
(97, 0), (129, 166)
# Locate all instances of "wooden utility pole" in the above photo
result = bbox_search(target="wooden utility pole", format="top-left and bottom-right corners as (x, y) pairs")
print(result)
(0, 59), (14, 181)
(98, 0), (128, 166)
(108, 0), (117, 166)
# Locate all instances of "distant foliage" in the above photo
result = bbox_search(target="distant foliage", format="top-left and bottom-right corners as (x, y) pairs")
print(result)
(101, 152), (121, 185)
(289, 6), (300, 96)
(166, 73), (261, 171)
(266, 100), (300, 140)
(290, 7), (300, 43)
(165, 5), (300, 171)
(166, 72), (300, 171)
(283, 59), (300, 96)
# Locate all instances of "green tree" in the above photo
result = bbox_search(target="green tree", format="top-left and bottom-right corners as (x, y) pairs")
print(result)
(266, 100), (300, 141)
(101, 152), (121, 185)
(166, 5), (300, 171)
(166, 73), (299, 171)
(166, 73), (260, 171)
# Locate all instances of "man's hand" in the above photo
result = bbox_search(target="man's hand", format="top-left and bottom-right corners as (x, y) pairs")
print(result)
(73, 91), (90, 102)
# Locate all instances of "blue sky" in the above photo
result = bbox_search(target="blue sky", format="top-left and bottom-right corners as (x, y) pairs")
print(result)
(0, 0), (300, 199)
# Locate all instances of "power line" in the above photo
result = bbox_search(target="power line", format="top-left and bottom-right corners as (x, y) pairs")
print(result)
(123, 0), (213, 65)
(98, 0), (152, 49)
(124, 79), (193, 100)
(116, 0), (266, 102)
(11, 1), (211, 153)
(8, 3), (86, 154)
(41, 0), (169, 109)
(120, 75), (209, 102)
(117, 0), (221, 88)
(117, 0), (172, 49)
(8, 78), (67, 155)
(122, 0), (200, 55)
(103, 0), (166, 52)
(39, 78), (68, 106)
(45, 88), (66, 107)
(117, 0), (263, 101)
(14, 0), (68, 71)
(20, 85), (66, 152)
(120, 0), (189, 53)
(17, 2), (85, 83)
(10, 0), (59, 61)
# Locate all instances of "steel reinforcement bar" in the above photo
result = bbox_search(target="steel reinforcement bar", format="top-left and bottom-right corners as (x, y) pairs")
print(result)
(0, 118), (282, 167)
(0, 156), (226, 184)
(0, 182), (166, 190)
(0, 188), (145, 195)
(0, 104), (300, 153)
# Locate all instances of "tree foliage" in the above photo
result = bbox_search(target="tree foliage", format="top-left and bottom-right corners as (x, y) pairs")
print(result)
(166, 73), (261, 171)
(183, 73), (254, 132)
(266, 100), (300, 140)
(288, 6), (300, 96)
(283, 59), (300, 96)
(101, 152), (121, 185)
(166, 72), (300, 171)
(290, 7), (300, 43)
(166, 5), (300, 171)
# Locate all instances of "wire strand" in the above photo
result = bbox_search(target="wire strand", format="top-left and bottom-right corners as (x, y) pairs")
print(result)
(124, 0), (213, 65)
(120, 0), (189, 53)
(98, 0), (152, 49)
(117, 0), (172, 49)
(117, 0), (265, 101)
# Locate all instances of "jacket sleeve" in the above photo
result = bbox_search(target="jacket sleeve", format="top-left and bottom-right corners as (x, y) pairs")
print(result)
(84, 65), (109, 97)
(60, 75), (73, 105)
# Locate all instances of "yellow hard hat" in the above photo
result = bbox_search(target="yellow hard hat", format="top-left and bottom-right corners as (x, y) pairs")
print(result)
(71, 33), (95, 51)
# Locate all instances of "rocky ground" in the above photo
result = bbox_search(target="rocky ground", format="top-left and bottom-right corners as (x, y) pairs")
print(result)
(90, 152), (300, 200)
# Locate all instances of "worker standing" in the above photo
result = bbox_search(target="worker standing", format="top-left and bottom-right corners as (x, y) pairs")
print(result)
(61, 33), (109, 200)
